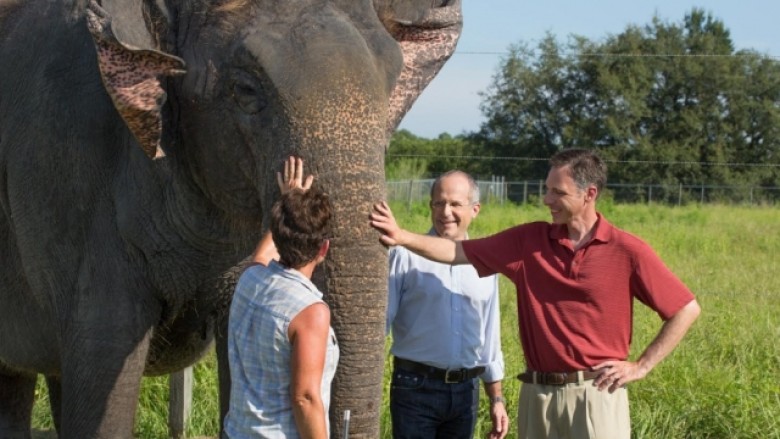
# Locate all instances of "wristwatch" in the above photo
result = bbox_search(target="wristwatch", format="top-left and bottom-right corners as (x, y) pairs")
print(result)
(489, 396), (506, 406)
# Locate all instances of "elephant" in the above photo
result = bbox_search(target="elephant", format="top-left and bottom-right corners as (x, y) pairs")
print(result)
(0, 0), (463, 437)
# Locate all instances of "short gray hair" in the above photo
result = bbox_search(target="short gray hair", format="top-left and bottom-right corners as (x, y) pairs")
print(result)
(430, 170), (480, 204)
(549, 149), (607, 195)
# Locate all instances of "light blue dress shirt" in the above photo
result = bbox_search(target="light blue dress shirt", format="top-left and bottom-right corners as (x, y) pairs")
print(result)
(386, 231), (504, 383)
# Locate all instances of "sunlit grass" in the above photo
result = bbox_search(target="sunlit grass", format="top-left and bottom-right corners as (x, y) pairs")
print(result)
(31, 202), (780, 438)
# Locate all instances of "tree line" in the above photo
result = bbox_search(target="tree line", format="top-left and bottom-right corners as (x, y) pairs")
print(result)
(388, 9), (780, 200)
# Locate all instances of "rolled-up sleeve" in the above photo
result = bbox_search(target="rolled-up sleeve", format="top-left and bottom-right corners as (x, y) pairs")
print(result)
(480, 275), (504, 383)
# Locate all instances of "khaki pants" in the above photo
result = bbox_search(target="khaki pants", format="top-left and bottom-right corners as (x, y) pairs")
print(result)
(517, 374), (630, 439)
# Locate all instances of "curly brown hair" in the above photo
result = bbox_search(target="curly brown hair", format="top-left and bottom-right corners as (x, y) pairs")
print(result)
(270, 187), (333, 269)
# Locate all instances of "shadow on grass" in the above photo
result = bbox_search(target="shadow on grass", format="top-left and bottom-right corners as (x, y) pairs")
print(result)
(33, 431), (216, 439)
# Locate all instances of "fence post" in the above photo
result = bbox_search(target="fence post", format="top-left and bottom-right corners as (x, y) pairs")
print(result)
(495, 176), (499, 203)
(700, 184), (705, 203)
(678, 183), (682, 206)
(523, 181), (528, 204)
(648, 186), (653, 204)
(500, 176), (506, 205)
(169, 367), (193, 439)
(538, 180), (543, 203)
(406, 180), (413, 211)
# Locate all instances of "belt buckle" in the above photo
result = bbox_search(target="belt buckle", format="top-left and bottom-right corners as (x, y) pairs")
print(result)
(542, 372), (566, 385)
(444, 368), (465, 383)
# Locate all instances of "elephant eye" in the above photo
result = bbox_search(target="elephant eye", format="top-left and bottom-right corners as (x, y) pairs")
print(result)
(232, 80), (267, 115)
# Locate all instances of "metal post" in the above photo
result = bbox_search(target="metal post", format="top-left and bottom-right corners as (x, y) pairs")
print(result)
(539, 180), (543, 203)
(523, 181), (528, 204)
(407, 179), (413, 211)
(678, 183), (682, 206)
(501, 176), (506, 205)
(343, 410), (351, 439)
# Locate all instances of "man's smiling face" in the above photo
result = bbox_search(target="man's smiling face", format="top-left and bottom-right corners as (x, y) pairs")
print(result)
(430, 173), (480, 241)
(543, 165), (588, 225)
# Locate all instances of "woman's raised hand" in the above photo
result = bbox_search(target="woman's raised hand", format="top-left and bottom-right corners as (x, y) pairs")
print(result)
(277, 156), (314, 194)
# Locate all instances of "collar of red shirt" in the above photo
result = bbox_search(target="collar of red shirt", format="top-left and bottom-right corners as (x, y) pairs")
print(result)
(548, 212), (613, 245)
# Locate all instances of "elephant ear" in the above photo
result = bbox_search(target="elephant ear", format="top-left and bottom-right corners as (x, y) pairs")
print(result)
(86, 0), (185, 159)
(379, 0), (463, 136)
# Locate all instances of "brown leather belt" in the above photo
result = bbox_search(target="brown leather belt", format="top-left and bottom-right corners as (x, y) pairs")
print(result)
(394, 357), (485, 384)
(517, 370), (601, 385)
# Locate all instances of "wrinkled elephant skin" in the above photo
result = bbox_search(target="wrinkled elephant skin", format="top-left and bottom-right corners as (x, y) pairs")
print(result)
(0, 0), (462, 437)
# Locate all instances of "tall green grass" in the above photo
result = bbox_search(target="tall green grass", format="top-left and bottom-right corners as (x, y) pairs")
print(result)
(32, 203), (780, 438)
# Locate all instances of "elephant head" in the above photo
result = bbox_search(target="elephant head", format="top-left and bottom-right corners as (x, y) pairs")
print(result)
(77, 0), (463, 436)
(0, 0), (460, 434)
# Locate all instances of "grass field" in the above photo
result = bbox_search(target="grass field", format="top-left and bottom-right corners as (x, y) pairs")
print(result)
(32, 202), (780, 438)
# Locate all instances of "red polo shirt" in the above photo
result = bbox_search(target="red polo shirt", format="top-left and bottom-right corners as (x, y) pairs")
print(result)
(462, 214), (694, 372)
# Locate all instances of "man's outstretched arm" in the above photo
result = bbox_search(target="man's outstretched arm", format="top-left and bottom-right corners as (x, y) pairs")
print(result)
(369, 201), (469, 265)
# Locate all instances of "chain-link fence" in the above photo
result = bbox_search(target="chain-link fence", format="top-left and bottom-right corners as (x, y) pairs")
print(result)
(387, 179), (780, 206)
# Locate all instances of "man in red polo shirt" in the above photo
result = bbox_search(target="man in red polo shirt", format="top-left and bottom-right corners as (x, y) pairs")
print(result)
(370, 148), (700, 439)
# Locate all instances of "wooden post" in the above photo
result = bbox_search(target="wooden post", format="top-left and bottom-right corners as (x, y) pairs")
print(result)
(169, 367), (193, 439)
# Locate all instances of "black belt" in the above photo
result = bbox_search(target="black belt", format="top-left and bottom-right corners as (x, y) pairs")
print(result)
(393, 357), (485, 384)
(517, 370), (601, 385)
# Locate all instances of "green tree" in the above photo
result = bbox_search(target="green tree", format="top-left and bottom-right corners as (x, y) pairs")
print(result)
(723, 52), (780, 188)
(470, 35), (573, 181)
(387, 129), (484, 179)
(385, 130), (430, 179)
(474, 8), (780, 197)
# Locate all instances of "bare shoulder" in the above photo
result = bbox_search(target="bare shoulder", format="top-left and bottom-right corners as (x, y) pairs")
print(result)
(289, 302), (330, 337)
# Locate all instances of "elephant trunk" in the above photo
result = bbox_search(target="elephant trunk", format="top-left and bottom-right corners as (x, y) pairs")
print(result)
(278, 48), (393, 439)
(319, 157), (388, 439)
(296, 116), (389, 439)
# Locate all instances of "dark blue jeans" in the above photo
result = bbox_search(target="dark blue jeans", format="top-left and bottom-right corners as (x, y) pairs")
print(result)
(390, 365), (480, 439)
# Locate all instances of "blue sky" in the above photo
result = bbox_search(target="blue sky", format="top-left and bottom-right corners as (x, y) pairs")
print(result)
(397, 0), (780, 138)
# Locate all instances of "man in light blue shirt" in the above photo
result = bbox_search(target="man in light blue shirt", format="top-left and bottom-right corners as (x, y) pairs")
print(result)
(386, 170), (508, 439)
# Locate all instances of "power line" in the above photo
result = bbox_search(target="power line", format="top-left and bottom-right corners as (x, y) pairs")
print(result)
(387, 153), (780, 168)
(578, 53), (780, 59)
(455, 51), (780, 60)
